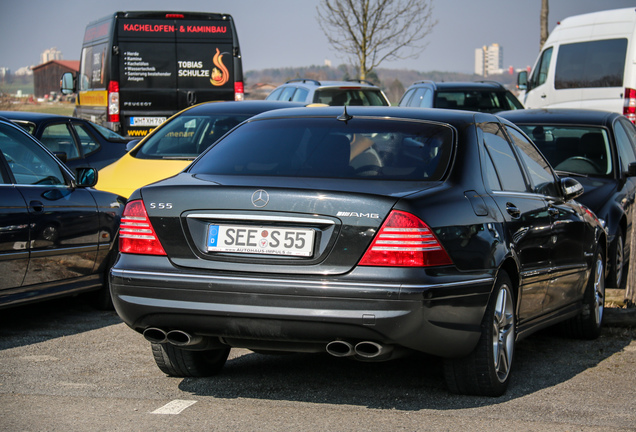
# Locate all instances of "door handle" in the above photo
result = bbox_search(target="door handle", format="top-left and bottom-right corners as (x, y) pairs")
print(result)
(541, 94), (547, 99)
(29, 200), (44, 212)
(506, 203), (521, 219)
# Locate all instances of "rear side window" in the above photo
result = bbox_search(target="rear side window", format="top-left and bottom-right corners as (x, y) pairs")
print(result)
(481, 122), (527, 192)
(190, 117), (453, 180)
(555, 38), (627, 89)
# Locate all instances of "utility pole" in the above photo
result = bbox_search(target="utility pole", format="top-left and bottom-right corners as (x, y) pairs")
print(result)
(540, 0), (549, 48)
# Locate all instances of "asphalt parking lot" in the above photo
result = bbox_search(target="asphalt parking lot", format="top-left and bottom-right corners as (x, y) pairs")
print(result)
(0, 295), (635, 432)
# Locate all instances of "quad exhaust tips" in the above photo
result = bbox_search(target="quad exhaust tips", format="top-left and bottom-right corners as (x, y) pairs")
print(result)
(142, 328), (221, 350)
(326, 340), (395, 360)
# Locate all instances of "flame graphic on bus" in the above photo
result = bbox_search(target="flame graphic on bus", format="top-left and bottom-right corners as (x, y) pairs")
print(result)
(210, 48), (229, 86)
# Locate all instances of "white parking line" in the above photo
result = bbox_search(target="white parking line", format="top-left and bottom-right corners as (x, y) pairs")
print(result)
(151, 399), (197, 415)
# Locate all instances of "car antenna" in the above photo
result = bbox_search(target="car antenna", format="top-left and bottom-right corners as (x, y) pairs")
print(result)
(337, 105), (353, 123)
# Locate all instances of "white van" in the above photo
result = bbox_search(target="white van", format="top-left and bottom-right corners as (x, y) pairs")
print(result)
(518, 8), (636, 122)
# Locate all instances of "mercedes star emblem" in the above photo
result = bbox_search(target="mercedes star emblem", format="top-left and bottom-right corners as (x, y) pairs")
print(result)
(251, 189), (269, 208)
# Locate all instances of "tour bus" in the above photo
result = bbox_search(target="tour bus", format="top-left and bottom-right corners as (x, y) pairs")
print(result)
(517, 8), (636, 123)
(61, 11), (244, 137)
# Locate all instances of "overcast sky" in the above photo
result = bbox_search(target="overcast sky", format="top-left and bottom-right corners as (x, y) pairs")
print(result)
(1, 0), (635, 74)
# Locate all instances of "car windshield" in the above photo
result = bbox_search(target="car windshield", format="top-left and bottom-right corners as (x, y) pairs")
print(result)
(518, 124), (612, 176)
(134, 114), (252, 160)
(189, 117), (454, 181)
(313, 89), (389, 106)
(90, 122), (128, 142)
(436, 90), (523, 113)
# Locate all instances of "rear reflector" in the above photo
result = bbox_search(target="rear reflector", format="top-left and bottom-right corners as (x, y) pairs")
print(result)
(119, 200), (166, 256)
(358, 210), (452, 267)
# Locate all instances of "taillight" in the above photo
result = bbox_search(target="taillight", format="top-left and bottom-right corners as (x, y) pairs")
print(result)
(235, 81), (244, 101)
(107, 81), (120, 123)
(624, 87), (636, 124)
(358, 210), (452, 267)
(119, 200), (166, 256)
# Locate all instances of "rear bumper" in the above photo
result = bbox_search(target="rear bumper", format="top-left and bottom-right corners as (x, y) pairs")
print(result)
(110, 254), (495, 358)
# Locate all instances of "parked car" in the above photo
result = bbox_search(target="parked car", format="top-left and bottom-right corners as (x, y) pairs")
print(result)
(95, 100), (305, 198)
(265, 79), (390, 106)
(0, 111), (129, 172)
(0, 117), (124, 309)
(499, 108), (636, 288)
(110, 106), (607, 396)
(398, 81), (524, 112)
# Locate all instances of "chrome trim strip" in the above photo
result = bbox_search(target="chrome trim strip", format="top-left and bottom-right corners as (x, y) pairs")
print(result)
(112, 268), (494, 291)
(118, 294), (410, 318)
(187, 214), (335, 225)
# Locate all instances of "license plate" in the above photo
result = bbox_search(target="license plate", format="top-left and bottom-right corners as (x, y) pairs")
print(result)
(207, 224), (315, 257)
(129, 117), (167, 127)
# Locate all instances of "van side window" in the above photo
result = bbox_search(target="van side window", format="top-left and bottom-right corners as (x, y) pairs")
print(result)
(555, 39), (627, 89)
(528, 47), (552, 90)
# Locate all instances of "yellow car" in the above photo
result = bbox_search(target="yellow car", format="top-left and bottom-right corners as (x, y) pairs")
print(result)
(96, 101), (304, 198)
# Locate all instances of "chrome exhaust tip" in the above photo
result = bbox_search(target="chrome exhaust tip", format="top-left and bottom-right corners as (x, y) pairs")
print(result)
(143, 327), (167, 344)
(326, 340), (355, 357)
(166, 330), (203, 347)
(354, 341), (393, 359)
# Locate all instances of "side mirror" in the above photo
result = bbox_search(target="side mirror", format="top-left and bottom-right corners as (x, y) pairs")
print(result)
(75, 167), (97, 187)
(627, 162), (636, 177)
(125, 139), (140, 152)
(517, 71), (528, 91)
(561, 177), (584, 201)
(60, 72), (76, 94)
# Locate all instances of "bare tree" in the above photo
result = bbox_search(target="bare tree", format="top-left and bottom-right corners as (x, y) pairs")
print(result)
(316, 0), (436, 80)
(540, 0), (549, 48)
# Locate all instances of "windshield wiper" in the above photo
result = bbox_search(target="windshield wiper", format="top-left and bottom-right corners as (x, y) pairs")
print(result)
(555, 170), (588, 178)
(161, 156), (197, 160)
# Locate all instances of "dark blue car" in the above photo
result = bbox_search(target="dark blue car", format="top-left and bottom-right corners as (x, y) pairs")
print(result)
(0, 117), (125, 309)
(499, 108), (636, 289)
(0, 111), (129, 172)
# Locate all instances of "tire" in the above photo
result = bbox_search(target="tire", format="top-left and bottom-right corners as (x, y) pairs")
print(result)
(443, 270), (515, 396)
(151, 343), (230, 377)
(607, 227), (625, 289)
(564, 246), (605, 340)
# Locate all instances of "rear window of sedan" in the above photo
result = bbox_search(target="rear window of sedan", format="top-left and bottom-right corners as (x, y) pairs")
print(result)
(189, 117), (454, 180)
(436, 90), (523, 113)
(313, 89), (389, 106)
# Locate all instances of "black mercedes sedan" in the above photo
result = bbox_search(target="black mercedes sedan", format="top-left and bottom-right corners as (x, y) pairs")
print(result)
(499, 108), (636, 289)
(0, 117), (125, 309)
(0, 111), (129, 172)
(110, 106), (606, 396)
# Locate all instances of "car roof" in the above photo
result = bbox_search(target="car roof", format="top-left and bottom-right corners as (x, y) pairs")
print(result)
(498, 108), (619, 126)
(246, 105), (488, 128)
(408, 81), (509, 91)
(182, 100), (306, 116)
(283, 79), (380, 88)
(0, 111), (78, 122)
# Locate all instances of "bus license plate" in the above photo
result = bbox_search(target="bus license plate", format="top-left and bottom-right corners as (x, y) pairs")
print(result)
(207, 224), (314, 257)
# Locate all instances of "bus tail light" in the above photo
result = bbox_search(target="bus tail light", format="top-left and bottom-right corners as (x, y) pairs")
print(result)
(108, 81), (120, 123)
(624, 88), (636, 124)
